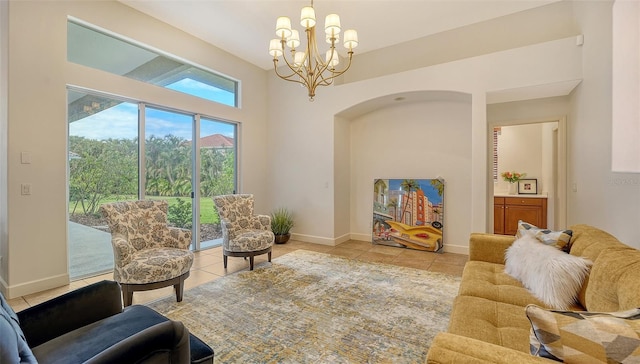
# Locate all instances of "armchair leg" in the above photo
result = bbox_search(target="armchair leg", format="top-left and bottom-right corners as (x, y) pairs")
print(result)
(268, 251), (272, 263)
(223, 255), (228, 269)
(174, 280), (185, 302)
(249, 256), (254, 271)
(122, 286), (134, 307)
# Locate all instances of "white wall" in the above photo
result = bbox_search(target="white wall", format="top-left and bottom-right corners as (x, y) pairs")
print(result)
(268, 35), (583, 254)
(496, 124), (543, 194)
(568, 1), (640, 246)
(2, 1), (268, 298)
(348, 97), (472, 251)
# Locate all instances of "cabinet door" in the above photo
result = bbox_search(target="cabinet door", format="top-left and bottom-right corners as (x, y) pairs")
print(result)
(504, 205), (542, 235)
(494, 204), (505, 234)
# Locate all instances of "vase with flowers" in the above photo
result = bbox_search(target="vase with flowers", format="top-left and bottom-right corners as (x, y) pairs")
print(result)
(501, 171), (526, 194)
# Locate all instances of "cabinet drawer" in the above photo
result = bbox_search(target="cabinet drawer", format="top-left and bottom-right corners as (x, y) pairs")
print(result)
(504, 197), (544, 206)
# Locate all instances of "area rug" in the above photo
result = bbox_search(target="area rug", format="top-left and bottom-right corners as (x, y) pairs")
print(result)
(148, 249), (461, 363)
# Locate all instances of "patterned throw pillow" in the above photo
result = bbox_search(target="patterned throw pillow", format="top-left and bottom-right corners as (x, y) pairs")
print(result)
(516, 220), (573, 252)
(526, 304), (640, 363)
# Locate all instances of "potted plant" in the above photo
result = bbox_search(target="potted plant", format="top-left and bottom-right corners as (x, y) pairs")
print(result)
(271, 207), (294, 244)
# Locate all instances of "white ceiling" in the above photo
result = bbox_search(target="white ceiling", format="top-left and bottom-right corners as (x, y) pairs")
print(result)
(119, 0), (559, 70)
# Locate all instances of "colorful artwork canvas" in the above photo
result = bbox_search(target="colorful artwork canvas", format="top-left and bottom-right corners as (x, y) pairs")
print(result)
(372, 178), (444, 252)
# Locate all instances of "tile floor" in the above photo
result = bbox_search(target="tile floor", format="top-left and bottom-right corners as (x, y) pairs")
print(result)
(7, 240), (467, 312)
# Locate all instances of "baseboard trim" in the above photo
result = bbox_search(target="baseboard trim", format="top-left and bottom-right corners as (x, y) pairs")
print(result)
(293, 231), (469, 255)
(350, 233), (371, 242)
(1, 273), (69, 299)
(291, 233), (337, 246)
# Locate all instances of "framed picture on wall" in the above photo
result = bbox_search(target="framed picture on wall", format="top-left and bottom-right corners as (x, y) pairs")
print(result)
(518, 179), (538, 195)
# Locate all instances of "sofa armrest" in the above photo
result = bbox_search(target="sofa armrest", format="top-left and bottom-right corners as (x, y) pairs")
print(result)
(426, 333), (551, 364)
(17, 280), (123, 348)
(469, 233), (516, 264)
(84, 320), (190, 364)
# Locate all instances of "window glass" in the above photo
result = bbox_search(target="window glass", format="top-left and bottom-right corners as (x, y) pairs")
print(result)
(67, 21), (237, 107)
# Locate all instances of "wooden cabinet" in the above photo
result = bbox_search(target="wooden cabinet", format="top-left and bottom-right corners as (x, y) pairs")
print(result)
(494, 196), (547, 235)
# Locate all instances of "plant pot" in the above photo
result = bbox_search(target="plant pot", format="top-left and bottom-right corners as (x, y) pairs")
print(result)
(274, 233), (291, 244)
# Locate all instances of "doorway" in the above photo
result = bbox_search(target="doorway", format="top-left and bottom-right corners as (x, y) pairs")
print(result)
(489, 117), (567, 231)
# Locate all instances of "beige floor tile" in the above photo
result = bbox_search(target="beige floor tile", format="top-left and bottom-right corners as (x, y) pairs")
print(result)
(356, 251), (398, 264)
(8, 297), (30, 312)
(337, 240), (375, 251)
(368, 244), (405, 256)
(23, 281), (87, 307)
(185, 269), (221, 289)
(326, 246), (364, 259)
(428, 262), (465, 277)
(396, 248), (439, 262)
(434, 253), (468, 266)
(82, 272), (115, 285)
(192, 253), (224, 269)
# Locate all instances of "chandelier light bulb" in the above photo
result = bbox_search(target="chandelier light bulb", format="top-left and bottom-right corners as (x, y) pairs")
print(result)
(324, 14), (341, 36)
(343, 29), (358, 50)
(275, 16), (292, 39)
(287, 29), (301, 49)
(294, 51), (306, 67)
(269, 39), (283, 57)
(325, 50), (339, 67)
(300, 6), (316, 28)
(326, 32), (339, 45)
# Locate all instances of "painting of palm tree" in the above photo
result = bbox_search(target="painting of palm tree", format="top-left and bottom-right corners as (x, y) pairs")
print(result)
(372, 178), (445, 252)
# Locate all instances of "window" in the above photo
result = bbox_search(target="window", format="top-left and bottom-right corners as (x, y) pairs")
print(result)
(67, 20), (238, 107)
(493, 127), (500, 182)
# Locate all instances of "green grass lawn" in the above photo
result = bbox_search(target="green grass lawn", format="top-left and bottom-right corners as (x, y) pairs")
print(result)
(70, 195), (219, 223)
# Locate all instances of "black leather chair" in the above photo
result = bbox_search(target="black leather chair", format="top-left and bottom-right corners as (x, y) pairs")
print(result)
(1, 280), (213, 364)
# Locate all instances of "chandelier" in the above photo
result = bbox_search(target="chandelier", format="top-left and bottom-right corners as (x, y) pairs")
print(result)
(269, 0), (358, 101)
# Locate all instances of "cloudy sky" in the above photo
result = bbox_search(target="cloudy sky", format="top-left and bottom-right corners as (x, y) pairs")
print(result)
(70, 103), (235, 141)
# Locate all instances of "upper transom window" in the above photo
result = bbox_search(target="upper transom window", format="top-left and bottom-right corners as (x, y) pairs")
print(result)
(67, 20), (238, 107)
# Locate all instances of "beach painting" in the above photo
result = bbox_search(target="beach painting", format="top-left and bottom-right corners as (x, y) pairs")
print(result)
(372, 178), (444, 252)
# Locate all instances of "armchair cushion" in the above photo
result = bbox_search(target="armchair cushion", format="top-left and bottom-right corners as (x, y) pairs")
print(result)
(228, 229), (274, 252)
(119, 247), (193, 284)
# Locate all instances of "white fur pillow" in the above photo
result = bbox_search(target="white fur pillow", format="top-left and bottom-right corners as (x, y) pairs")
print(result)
(505, 234), (591, 310)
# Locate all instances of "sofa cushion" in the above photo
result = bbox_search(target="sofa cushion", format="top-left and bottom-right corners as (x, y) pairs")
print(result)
(1, 293), (37, 364)
(516, 220), (573, 252)
(448, 295), (534, 353)
(505, 234), (591, 310)
(526, 304), (640, 363)
(458, 261), (548, 308)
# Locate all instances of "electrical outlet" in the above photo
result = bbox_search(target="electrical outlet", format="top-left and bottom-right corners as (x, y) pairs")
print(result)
(21, 183), (32, 195)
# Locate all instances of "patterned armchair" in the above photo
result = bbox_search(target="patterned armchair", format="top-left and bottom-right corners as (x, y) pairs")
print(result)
(213, 194), (274, 270)
(99, 200), (194, 306)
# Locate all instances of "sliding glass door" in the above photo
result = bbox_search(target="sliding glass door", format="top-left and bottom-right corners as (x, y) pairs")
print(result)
(67, 90), (138, 279)
(67, 89), (237, 279)
(199, 117), (237, 249)
(144, 107), (194, 235)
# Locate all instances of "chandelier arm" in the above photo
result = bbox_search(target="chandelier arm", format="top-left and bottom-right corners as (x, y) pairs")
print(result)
(315, 51), (353, 86)
(275, 39), (314, 91)
(273, 60), (305, 84)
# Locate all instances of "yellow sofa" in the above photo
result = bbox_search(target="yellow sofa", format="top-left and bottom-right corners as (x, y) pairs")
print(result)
(426, 224), (640, 363)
